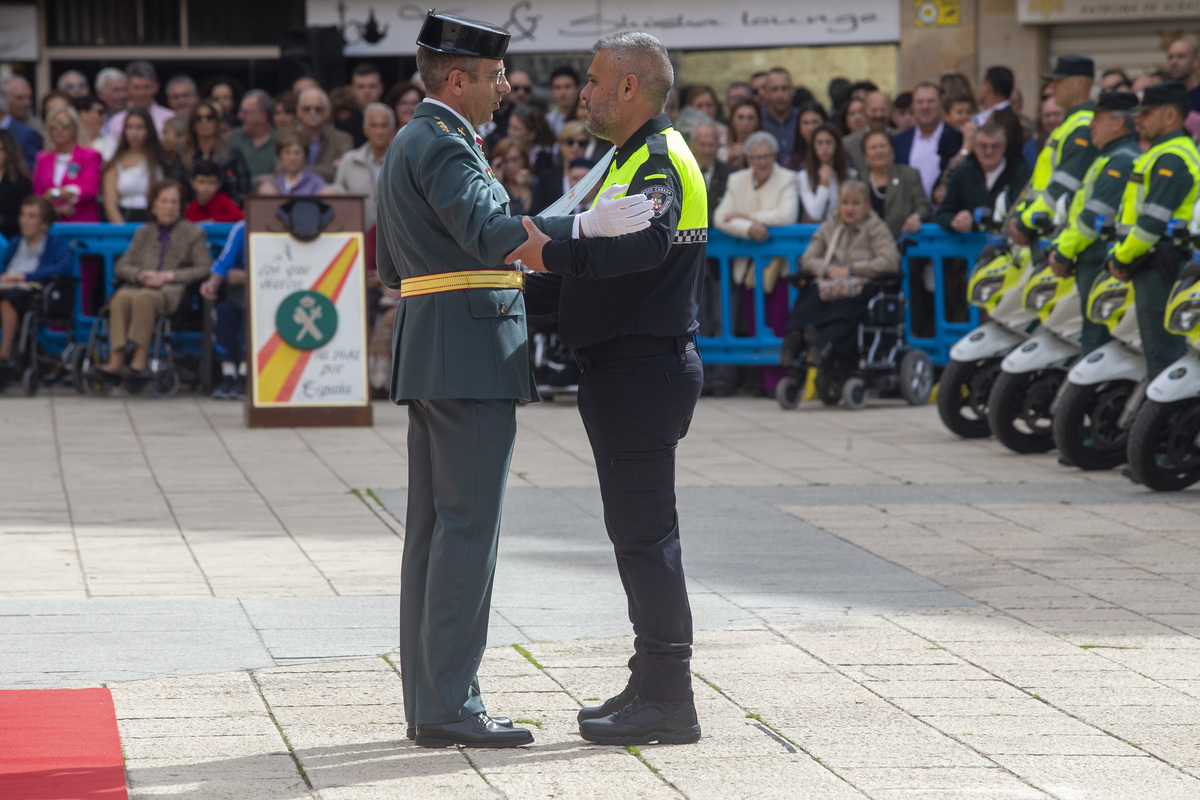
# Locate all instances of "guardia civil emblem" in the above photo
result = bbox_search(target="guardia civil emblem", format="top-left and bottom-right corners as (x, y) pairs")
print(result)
(276, 291), (338, 350)
(642, 185), (673, 218)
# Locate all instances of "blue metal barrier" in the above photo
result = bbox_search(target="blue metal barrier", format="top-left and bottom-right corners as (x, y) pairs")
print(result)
(50, 222), (235, 345)
(701, 225), (987, 367)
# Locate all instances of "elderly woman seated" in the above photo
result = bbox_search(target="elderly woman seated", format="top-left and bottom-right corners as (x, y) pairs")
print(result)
(89, 179), (212, 384)
(713, 129), (799, 393)
(0, 196), (71, 373)
(780, 179), (900, 365)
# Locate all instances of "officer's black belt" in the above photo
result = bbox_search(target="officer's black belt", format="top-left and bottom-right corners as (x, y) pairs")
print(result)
(575, 335), (696, 368)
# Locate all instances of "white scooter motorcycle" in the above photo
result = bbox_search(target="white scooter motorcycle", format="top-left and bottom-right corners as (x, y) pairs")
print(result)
(986, 260), (1083, 454)
(1127, 258), (1200, 490)
(1052, 273), (1145, 470)
(937, 203), (1039, 438)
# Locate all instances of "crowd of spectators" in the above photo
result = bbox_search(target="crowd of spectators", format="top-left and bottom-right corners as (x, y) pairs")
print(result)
(4, 39), (1200, 396)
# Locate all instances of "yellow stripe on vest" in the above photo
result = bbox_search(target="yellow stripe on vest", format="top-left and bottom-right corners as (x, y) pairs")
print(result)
(400, 270), (525, 298)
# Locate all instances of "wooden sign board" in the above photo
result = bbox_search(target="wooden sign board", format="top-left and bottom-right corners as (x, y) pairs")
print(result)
(244, 195), (373, 428)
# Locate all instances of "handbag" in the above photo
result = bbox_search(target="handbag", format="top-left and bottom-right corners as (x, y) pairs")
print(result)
(814, 224), (866, 301)
(817, 275), (866, 301)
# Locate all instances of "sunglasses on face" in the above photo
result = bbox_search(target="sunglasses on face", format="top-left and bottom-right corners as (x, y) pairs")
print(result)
(563, 138), (588, 147)
(510, 85), (532, 93)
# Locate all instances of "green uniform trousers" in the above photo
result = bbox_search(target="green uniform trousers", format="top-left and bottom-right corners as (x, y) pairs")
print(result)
(400, 397), (517, 725)
(1076, 257), (1112, 356)
(1132, 254), (1189, 380)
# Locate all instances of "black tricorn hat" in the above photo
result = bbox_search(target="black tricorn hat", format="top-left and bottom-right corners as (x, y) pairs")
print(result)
(1139, 80), (1190, 109)
(1042, 55), (1094, 81)
(1095, 91), (1139, 112)
(416, 9), (510, 60)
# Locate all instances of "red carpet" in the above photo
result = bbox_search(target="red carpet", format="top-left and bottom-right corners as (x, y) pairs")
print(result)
(0, 689), (127, 800)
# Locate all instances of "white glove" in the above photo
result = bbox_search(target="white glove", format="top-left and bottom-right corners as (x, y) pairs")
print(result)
(572, 184), (656, 239)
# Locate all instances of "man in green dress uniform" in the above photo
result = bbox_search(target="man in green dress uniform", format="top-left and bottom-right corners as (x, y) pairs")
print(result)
(374, 11), (654, 749)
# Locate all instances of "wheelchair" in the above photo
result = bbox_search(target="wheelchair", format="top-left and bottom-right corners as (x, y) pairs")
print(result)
(75, 280), (210, 398)
(0, 276), (77, 396)
(776, 276), (934, 411)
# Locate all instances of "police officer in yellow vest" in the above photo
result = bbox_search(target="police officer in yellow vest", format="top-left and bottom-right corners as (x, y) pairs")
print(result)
(510, 31), (708, 747)
(375, 11), (654, 749)
(1009, 56), (1099, 245)
(1048, 91), (1141, 355)
(1107, 81), (1199, 381)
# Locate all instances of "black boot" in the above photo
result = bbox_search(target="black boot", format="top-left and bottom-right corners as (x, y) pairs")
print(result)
(577, 684), (637, 724)
(578, 696), (701, 746)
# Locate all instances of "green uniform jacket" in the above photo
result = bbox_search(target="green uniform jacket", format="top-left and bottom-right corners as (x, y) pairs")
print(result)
(376, 102), (572, 402)
(1019, 103), (1097, 232)
(1052, 134), (1139, 267)
(1113, 130), (1200, 267)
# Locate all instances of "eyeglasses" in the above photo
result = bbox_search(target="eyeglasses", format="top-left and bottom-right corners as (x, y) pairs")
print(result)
(463, 68), (507, 86)
(563, 138), (589, 147)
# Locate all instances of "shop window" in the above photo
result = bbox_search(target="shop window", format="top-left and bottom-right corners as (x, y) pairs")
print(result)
(188, 0), (305, 46)
(46, 0), (181, 47)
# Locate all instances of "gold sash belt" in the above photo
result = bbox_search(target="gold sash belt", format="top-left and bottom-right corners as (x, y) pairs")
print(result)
(399, 269), (525, 298)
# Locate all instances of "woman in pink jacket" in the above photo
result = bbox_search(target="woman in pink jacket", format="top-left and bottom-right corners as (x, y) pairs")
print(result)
(33, 105), (102, 223)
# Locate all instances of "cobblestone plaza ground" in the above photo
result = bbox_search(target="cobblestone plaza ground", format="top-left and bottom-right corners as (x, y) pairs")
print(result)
(2, 393), (1200, 798)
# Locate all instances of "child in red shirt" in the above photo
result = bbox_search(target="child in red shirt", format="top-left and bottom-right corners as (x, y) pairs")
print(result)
(184, 160), (244, 223)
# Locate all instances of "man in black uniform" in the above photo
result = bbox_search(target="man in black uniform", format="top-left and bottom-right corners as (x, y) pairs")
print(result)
(510, 30), (708, 746)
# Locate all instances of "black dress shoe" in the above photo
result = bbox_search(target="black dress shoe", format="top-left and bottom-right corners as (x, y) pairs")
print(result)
(415, 713), (532, 748)
(578, 697), (701, 746)
(577, 684), (637, 724)
(408, 715), (512, 740)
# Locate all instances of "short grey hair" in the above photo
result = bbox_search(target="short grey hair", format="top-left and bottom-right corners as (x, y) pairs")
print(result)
(744, 130), (779, 155)
(362, 102), (396, 129)
(125, 60), (158, 84)
(298, 87), (331, 112)
(1112, 109), (1137, 134)
(689, 120), (720, 141)
(57, 70), (87, 91)
(592, 31), (674, 113)
(166, 75), (196, 94)
(95, 67), (127, 94)
(243, 89), (273, 117)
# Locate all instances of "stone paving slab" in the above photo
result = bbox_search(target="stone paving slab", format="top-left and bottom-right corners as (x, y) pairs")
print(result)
(3, 394), (1200, 797)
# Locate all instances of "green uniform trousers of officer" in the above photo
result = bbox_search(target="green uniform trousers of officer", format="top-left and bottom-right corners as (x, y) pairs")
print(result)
(401, 397), (516, 724)
(1133, 259), (1189, 380)
(1075, 257), (1111, 354)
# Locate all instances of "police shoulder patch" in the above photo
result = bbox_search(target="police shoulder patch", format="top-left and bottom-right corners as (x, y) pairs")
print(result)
(642, 185), (674, 217)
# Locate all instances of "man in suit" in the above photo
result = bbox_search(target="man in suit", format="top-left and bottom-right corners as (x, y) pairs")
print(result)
(894, 82), (964, 201)
(0, 81), (42, 173)
(935, 122), (1031, 233)
(845, 90), (893, 177)
(374, 11), (654, 750)
(296, 87), (354, 183)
